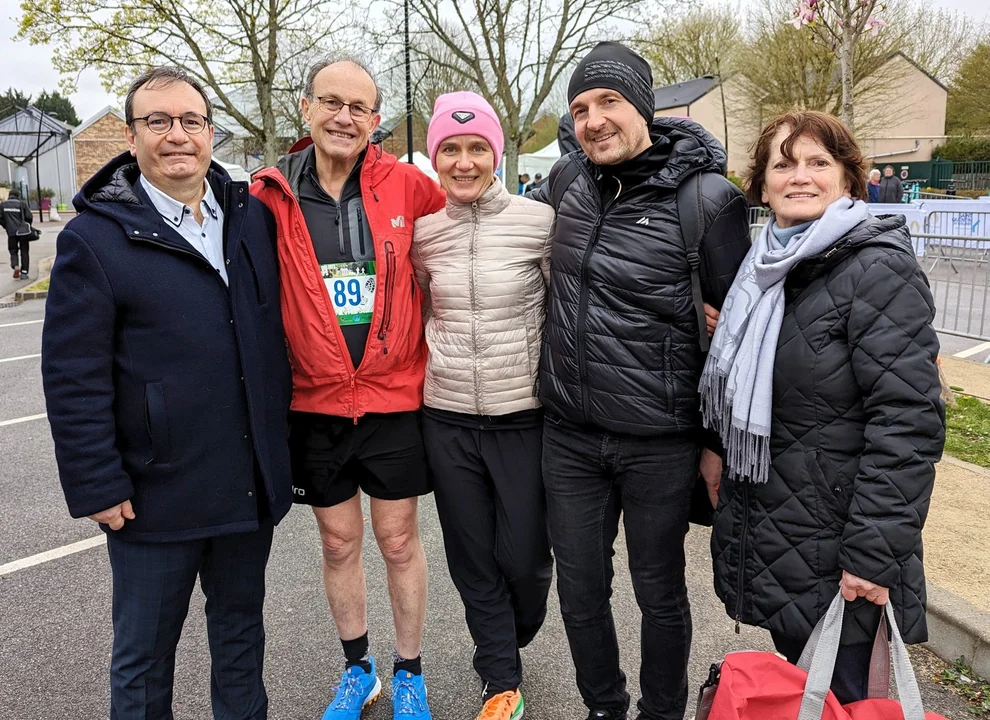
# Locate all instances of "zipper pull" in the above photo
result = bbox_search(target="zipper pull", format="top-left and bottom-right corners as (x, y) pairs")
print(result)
(382, 333), (389, 355)
(734, 618), (741, 634)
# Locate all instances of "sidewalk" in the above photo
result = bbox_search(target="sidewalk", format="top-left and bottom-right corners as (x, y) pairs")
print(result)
(925, 356), (990, 677)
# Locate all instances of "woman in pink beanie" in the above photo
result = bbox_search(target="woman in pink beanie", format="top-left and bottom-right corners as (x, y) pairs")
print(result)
(411, 91), (555, 720)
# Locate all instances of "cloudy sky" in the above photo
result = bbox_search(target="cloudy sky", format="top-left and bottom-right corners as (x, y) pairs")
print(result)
(1, 0), (986, 124)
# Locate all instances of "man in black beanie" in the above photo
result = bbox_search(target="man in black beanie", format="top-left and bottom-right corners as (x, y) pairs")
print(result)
(531, 42), (751, 720)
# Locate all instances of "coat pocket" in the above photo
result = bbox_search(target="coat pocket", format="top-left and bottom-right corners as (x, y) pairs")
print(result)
(242, 244), (268, 305)
(805, 449), (849, 524)
(144, 381), (171, 464)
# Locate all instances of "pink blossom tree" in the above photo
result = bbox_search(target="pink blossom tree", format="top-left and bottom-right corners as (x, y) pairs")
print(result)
(788, 0), (887, 131)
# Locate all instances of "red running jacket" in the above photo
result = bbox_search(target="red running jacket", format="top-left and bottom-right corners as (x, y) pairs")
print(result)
(252, 143), (445, 419)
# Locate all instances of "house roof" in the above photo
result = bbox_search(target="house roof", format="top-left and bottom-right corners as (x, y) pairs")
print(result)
(653, 75), (719, 111)
(882, 51), (948, 92)
(73, 106), (126, 136)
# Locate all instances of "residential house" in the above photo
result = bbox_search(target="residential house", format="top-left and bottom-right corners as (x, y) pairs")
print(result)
(653, 52), (949, 176)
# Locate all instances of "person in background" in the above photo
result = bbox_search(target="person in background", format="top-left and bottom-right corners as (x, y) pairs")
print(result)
(412, 90), (555, 720)
(518, 173), (530, 194)
(867, 168), (881, 203)
(251, 56), (444, 720)
(1, 187), (34, 279)
(525, 173), (543, 192)
(41, 66), (292, 720)
(705, 110), (944, 705)
(878, 164), (904, 203)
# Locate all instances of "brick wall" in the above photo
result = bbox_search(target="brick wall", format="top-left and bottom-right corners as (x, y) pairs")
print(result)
(74, 114), (129, 189)
(381, 115), (429, 159)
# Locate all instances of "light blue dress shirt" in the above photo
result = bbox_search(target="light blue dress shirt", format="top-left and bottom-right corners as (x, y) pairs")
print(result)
(140, 175), (228, 285)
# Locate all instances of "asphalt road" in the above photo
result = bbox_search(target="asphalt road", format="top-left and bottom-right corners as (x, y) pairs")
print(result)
(0, 299), (977, 720)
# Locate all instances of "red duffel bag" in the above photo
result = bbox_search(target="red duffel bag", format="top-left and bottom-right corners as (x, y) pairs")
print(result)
(695, 592), (947, 720)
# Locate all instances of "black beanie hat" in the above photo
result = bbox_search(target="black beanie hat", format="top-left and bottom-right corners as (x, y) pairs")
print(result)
(567, 42), (655, 125)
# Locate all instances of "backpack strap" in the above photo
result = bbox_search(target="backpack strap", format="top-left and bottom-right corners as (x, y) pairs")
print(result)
(676, 172), (710, 352)
(550, 155), (582, 211)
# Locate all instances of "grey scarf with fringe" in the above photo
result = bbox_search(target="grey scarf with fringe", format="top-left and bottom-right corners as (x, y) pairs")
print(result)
(699, 197), (869, 483)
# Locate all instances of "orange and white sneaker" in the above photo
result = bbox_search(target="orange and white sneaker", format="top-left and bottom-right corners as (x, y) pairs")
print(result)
(476, 690), (524, 720)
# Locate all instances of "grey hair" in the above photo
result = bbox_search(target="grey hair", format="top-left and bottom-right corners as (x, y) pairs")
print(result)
(869, 168), (881, 177)
(303, 55), (382, 113)
(125, 67), (213, 124)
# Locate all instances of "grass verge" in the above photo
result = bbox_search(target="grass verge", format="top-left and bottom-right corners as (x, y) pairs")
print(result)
(23, 277), (49, 293)
(934, 657), (990, 716)
(945, 395), (990, 469)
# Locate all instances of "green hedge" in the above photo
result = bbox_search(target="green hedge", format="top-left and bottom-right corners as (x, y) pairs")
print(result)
(933, 137), (990, 162)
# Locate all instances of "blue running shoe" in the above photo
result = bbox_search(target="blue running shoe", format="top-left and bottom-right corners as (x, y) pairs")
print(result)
(321, 657), (383, 720)
(392, 670), (431, 719)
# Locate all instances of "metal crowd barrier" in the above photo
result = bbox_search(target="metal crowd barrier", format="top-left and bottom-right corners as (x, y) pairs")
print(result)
(919, 233), (990, 342)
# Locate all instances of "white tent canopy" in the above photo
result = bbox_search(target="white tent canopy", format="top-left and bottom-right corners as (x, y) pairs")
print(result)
(408, 151), (438, 181)
(517, 141), (560, 178)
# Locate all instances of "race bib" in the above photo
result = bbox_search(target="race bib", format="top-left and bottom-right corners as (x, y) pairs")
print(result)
(321, 261), (376, 326)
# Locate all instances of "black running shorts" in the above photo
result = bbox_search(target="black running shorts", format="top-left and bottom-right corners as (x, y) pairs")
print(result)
(288, 410), (431, 507)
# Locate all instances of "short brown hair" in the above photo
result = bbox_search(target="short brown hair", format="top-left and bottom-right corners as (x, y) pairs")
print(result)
(125, 67), (213, 125)
(743, 110), (868, 207)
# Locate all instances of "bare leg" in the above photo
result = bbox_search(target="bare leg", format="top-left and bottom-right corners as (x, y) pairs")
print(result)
(371, 497), (427, 660)
(313, 495), (368, 642)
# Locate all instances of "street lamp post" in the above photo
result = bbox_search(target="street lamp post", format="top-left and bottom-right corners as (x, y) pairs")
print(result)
(33, 108), (58, 223)
(405, 0), (413, 164)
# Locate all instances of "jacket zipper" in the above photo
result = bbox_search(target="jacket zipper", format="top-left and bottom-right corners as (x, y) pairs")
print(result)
(377, 241), (397, 355)
(734, 483), (750, 633)
(577, 177), (622, 424)
(357, 206), (366, 256)
(335, 204), (345, 255)
(469, 201), (483, 415)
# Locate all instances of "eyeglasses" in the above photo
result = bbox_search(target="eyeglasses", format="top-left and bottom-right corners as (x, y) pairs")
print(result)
(313, 96), (375, 122)
(131, 112), (211, 135)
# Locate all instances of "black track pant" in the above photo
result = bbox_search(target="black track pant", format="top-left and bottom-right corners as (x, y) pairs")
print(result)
(423, 410), (553, 696)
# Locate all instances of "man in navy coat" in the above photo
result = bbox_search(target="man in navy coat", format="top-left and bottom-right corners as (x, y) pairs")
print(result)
(41, 66), (292, 720)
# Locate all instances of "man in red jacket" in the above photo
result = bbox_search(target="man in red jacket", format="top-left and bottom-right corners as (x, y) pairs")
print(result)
(252, 57), (444, 720)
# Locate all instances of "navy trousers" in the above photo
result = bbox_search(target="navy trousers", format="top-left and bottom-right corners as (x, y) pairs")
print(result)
(106, 519), (274, 720)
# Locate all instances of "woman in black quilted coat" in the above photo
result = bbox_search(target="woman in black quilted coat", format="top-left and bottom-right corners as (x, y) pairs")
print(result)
(701, 110), (945, 705)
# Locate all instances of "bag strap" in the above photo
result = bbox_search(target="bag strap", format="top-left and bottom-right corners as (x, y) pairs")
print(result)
(550, 155), (582, 212)
(798, 602), (890, 699)
(675, 172), (710, 352)
(796, 593), (926, 720)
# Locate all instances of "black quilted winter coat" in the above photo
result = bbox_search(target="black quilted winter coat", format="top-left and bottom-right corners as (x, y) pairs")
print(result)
(711, 215), (945, 645)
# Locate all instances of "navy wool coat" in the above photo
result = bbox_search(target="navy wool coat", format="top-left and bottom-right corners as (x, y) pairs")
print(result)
(42, 152), (292, 542)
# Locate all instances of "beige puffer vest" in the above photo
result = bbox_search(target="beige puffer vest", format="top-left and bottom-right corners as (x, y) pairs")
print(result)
(411, 179), (555, 416)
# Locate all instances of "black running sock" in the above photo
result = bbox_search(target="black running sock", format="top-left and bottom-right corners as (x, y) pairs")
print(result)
(393, 651), (422, 676)
(341, 633), (372, 674)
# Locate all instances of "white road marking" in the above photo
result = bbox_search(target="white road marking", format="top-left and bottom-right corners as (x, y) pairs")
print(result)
(0, 412), (48, 428)
(0, 319), (43, 329)
(0, 535), (106, 577)
(0, 353), (41, 364)
(953, 341), (990, 359)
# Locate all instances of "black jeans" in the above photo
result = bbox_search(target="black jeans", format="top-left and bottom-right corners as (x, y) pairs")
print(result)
(423, 410), (553, 696)
(770, 631), (874, 705)
(8, 234), (29, 273)
(542, 415), (697, 720)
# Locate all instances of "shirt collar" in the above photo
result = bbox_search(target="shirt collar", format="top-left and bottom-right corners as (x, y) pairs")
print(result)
(140, 174), (219, 228)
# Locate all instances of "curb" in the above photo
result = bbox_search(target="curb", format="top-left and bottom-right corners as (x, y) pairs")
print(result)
(926, 455), (990, 678)
(8, 255), (55, 304)
(926, 585), (990, 679)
